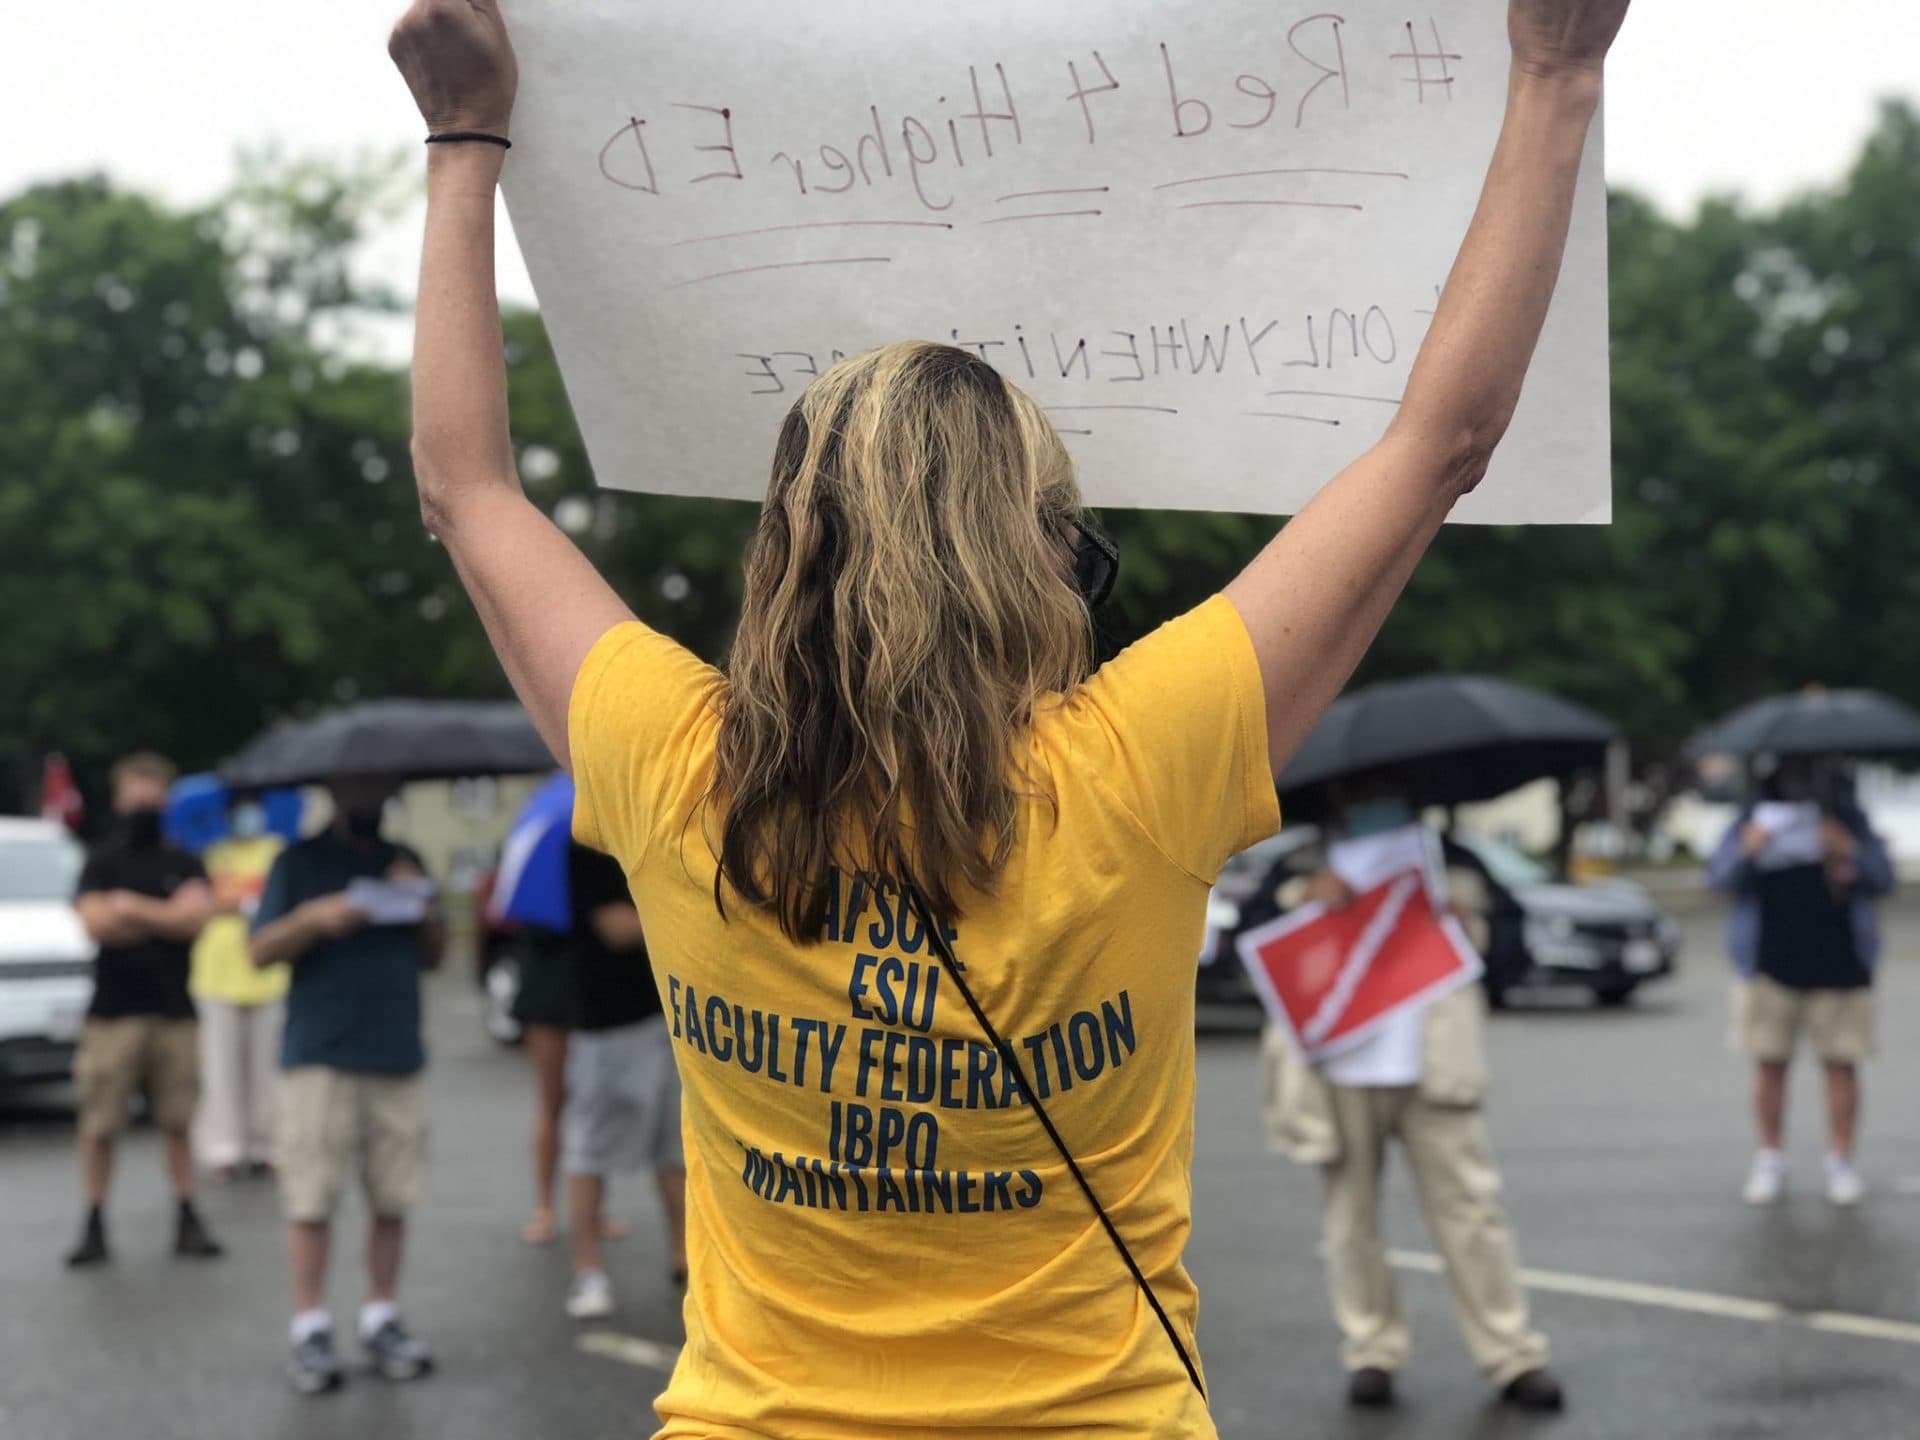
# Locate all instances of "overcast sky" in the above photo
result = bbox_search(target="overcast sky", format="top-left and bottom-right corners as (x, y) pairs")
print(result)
(8, 2), (1914, 306)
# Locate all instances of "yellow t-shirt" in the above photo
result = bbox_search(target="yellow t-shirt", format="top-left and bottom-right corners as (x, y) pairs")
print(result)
(189, 835), (290, 1007)
(571, 595), (1278, 1440)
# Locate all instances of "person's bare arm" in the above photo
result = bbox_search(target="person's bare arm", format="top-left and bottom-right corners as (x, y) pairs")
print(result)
(75, 892), (146, 948)
(390, 0), (634, 769)
(1224, 0), (1629, 774)
(77, 882), (213, 945)
(589, 902), (646, 953)
(250, 894), (365, 970)
(142, 880), (215, 942)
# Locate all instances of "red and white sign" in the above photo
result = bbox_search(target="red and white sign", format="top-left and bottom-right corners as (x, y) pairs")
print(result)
(1235, 828), (1481, 1063)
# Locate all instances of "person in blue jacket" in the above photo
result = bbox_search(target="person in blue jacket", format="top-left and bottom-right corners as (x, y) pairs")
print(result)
(1708, 762), (1894, 1208)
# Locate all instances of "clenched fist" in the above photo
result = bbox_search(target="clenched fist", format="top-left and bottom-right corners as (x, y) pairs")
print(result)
(1508, 0), (1632, 79)
(389, 0), (518, 139)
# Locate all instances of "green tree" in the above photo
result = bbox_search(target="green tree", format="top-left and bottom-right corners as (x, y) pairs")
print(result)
(0, 164), (494, 778)
(4, 102), (1914, 793)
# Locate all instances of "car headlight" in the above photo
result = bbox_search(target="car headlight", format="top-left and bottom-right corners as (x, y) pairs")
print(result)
(1524, 915), (1599, 965)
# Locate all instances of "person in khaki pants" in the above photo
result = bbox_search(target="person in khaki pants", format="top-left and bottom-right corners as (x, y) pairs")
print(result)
(67, 752), (225, 1267)
(1707, 765), (1894, 1208)
(249, 775), (443, 1397)
(1260, 816), (1560, 1412)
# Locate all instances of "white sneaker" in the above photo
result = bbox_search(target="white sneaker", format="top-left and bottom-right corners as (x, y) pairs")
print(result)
(565, 1269), (616, 1319)
(1825, 1155), (1865, 1208)
(1743, 1151), (1787, 1206)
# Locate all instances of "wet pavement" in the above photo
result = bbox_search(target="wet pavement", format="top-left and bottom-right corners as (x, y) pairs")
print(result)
(6, 888), (1920, 1438)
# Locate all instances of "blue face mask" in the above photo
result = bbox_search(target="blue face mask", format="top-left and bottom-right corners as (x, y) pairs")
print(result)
(1343, 797), (1414, 838)
(230, 804), (268, 839)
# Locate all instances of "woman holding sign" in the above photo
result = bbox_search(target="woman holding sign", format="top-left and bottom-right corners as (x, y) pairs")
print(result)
(390, 0), (1630, 1432)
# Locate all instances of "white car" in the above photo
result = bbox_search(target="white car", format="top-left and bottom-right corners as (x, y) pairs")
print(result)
(0, 817), (95, 1082)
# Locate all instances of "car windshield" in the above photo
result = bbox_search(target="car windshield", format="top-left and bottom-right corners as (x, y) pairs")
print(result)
(1455, 834), (1553, 888)
(0, 837), (85, 902)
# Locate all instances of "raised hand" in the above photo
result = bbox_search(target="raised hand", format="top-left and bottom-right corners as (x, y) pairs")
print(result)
(1304, 869), (1358, 912)
(1508, 0), (1633, 79)
(389, 0), (519, 138)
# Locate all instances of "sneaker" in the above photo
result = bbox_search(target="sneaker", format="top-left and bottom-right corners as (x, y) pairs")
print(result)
(565, 1269), (616, 1320)
(1825, 1155), (1865, 1207)
(287, 1329), (346, 1396)
(173, 1202), (225, 1259)
(1346, 1367), (1395, 1408)
(64, 1210), (110, 1269)
(1502, 1367), (1566, 1412)
(362, 1317), (434, 1381)
(1742, 1151), (1786, 1206)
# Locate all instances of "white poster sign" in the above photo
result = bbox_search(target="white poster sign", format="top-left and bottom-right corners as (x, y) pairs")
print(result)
(499, 0), (1610, 522)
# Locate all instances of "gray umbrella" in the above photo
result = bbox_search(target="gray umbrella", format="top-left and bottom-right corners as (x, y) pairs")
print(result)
(220, 699), (554, 790)
(1277, 674), (1618, 816)
(1683, 689), (1920, 761)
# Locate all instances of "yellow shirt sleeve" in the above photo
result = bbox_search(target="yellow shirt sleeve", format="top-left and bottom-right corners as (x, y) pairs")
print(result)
(567, 620), (725, 861)
(1067, 593), (1279, 881)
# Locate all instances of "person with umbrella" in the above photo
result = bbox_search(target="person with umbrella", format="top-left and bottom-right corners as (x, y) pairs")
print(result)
(386, 0), (1631, 1430)
(495, 775), (686, 1318)
(1690, 689), (1915, 1208)
(1259, 771), (1560, 1412)
(1707, 758), (1895, 1208)
(247, 775), (444, 1395)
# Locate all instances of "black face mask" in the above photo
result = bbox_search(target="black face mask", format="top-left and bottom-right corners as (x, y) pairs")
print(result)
(342, 809), (385, 843)
(121, 808), (164, 849)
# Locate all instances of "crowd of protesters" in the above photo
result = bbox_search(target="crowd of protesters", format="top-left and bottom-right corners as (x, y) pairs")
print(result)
(60, 750), (684, 1395)
(39, 0), (1911, 1429)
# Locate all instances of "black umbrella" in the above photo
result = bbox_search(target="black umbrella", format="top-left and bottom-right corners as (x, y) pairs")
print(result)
(220, 699), (555, 790)
(1683, 688), (1920, 761)
(1277, 674), (1617, 816)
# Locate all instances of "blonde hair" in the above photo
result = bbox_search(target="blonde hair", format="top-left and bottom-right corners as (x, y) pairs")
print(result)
(710, 341), (1094, 941)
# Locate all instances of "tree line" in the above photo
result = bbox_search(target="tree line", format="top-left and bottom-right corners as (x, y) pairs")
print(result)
(2, 104), (1914, 798)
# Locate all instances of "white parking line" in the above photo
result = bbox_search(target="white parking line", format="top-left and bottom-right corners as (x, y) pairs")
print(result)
(1386, 1249), (1920, 1346)
(577, 1331), (681, 1371)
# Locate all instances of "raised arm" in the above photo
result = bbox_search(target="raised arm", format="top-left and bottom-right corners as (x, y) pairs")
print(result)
(389, 0), (634, 768)
(1224, 0), (1630, 774)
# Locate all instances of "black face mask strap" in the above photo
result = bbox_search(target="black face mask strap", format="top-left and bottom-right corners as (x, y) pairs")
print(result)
(902, 881), (1206, 1400)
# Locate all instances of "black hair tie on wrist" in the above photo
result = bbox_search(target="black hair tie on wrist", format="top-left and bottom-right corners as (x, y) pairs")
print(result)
(426, 131), (511, 149)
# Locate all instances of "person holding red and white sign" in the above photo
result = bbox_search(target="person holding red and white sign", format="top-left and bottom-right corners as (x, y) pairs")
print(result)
(1247, 794), (1559, 1413)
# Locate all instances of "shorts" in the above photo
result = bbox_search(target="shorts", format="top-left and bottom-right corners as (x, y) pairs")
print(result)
(511, 947), (583, 1030)
(74, 1017), (200, 1139)
(564, 1016), (682, 1177)
(278, 1067), (429, 1222)
(1732, 976), (1875, 1065)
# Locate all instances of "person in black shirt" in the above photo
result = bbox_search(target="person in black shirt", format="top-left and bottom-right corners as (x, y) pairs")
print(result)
(67, 752), (222, 1266)
(536, 842), (684, 1319)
